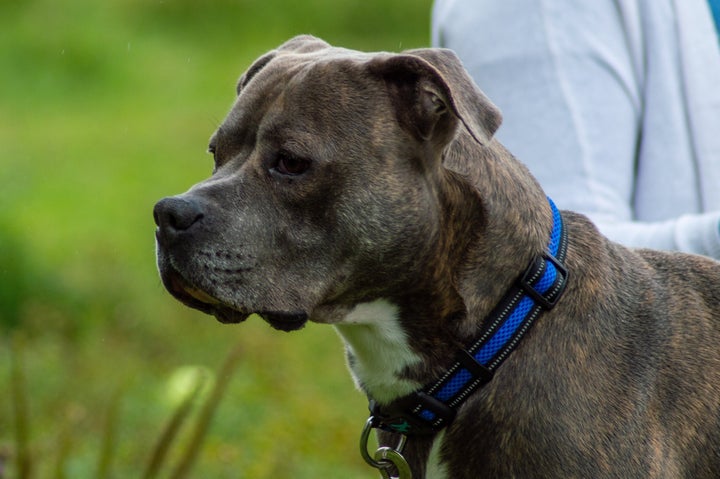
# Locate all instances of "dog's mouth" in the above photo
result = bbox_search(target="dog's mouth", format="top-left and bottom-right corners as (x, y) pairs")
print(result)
(161, 268), (308, 331)
(163, 271), (248, 324)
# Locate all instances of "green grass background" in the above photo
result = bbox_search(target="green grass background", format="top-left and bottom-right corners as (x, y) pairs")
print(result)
(0, 0), (432, 477)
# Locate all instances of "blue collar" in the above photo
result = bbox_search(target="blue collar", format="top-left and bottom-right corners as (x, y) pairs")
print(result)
(367, 197), (569, 435)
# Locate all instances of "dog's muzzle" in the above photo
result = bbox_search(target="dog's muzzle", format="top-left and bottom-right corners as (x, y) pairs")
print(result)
(153, 196), (309, 331)
(153, 195), (245, 323)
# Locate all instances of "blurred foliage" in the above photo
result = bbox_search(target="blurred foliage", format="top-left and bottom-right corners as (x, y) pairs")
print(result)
(0, 0), (431, 477)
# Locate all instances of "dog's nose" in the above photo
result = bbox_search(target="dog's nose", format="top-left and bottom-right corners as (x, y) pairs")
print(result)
(153, 196), (204, 237)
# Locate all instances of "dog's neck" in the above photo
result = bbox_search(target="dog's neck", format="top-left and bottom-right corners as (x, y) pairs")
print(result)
(335, 138), (555, 406)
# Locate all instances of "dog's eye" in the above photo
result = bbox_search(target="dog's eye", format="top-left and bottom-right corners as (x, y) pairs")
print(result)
(274, 151), (311, 176)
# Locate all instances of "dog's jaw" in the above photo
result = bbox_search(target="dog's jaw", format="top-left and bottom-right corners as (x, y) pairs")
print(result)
(332, 299), (423, 404)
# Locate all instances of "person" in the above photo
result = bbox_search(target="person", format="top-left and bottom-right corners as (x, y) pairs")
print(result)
(432, 0), (720, 259)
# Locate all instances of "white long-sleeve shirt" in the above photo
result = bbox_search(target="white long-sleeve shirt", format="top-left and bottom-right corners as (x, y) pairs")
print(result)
(433, 0), (720, 258)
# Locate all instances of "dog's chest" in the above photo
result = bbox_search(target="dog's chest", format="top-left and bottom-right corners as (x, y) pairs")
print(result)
(334, 300), (450, 477)
(424, 431), (449, 479)
(333, 299), (422, 405)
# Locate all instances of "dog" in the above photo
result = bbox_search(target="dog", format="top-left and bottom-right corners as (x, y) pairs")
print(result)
(154, 35), (720, 478)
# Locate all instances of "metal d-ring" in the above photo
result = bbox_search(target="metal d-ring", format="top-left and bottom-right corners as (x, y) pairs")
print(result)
(360, 417), (412, 479)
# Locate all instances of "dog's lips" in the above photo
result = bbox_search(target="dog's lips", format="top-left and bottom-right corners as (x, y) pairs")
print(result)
(163, 270), (249, 324)
(211, 306), (250, 325)
(257, 311), (309, 332)
(161, 268), (308, 329)
(167, 273), (215, 307)
(177, 279), (222, 306)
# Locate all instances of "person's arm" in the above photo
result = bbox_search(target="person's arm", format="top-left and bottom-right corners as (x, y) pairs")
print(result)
(432, 0), (720, 258)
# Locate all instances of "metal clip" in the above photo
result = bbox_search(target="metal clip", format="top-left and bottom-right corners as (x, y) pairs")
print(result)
(373, 446), (412, 479)
(360, 417), (412, 479)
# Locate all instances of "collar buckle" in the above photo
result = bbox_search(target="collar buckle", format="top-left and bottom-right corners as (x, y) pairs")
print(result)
(369, 390), (456, 435)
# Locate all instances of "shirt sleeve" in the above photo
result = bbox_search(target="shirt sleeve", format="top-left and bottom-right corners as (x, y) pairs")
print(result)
(432, 0), (720, 259)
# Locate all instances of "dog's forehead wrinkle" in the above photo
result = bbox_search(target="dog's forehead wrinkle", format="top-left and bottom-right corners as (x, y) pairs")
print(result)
(228, 57), (308, 132)
(255, 99), (383, 171)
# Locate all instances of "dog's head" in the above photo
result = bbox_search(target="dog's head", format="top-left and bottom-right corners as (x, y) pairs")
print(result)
(154, 35), (502, 331)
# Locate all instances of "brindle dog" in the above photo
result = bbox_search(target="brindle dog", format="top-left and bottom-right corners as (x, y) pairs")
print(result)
(154, 35), (720, 478)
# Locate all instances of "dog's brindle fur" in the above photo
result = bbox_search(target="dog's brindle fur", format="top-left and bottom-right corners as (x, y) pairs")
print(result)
(154, 36), (720, 477)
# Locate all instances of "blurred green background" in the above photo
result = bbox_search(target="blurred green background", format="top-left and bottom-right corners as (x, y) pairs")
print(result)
(0, 0), (432, 477)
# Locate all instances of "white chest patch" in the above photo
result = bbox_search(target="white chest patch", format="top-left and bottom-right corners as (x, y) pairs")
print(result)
(426, 430), (449, 479)
(333, 299), (422, 404)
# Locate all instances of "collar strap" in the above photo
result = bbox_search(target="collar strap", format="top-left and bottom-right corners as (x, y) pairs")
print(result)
(369, 197), (569, 435)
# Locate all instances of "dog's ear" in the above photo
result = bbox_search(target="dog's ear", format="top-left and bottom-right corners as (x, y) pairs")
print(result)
(275, 34), (331, 54)
(237, 35), (331, 95)
(237, 52), (276, 94)
(368, 48), (501, 147)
